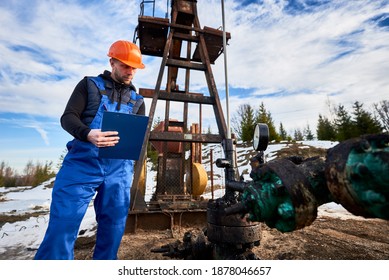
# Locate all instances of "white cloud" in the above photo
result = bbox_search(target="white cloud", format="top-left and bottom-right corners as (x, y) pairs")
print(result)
(0, 117), (54, 145)
(23, 122), (50, 146)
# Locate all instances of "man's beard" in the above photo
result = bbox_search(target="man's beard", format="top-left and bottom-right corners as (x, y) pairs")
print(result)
(113, 70), (132, 85)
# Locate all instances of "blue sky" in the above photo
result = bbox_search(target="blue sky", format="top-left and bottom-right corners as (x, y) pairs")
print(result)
(1, 0), (388, 173)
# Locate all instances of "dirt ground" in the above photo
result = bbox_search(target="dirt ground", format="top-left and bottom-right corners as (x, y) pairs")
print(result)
(73, 214), (389, 260)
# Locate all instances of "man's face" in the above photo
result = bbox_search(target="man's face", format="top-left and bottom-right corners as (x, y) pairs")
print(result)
(110, 59), (137, 85)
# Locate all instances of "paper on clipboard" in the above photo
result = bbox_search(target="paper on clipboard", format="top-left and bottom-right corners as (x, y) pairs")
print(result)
(98, 111), (149, 160)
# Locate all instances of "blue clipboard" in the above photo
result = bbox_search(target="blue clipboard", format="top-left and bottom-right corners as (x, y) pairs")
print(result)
(99, 111), (149, 160)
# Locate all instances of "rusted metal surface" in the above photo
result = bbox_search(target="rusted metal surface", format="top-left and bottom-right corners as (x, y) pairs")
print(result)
(138, 16), (169, 57)
(175, 0), (196, 27)
(297, 156), (331, 205)
(207, 223), (262, 246)
(194, 17), (228, 138)
(156, 155), (184, 195)
(325, 134), (389, 218)
(139, 88), (214, 104)
(175, 0), (196, 15)
(193, 26), (231, 64)
(264, 159), (318, 229)
(151, 120), (183, 154)
(149, 131), (223, 143)
(126, 209), (207, 233)
(207, 199), (261, 246)
(166, 58), (206, 70)
(326, 137), (369, 216)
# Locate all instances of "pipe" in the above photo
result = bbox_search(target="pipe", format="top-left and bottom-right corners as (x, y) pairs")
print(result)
(221, 0), (231, 139)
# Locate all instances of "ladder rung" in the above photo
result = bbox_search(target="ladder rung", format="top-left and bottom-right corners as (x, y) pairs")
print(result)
(166, 58), (206, 71)
(139, 88), (214, 105)
(172, 32), (199, 42)
(150, 131), (223, 143)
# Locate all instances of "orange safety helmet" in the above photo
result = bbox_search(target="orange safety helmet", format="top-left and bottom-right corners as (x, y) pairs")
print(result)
(107, 40), (145, 69)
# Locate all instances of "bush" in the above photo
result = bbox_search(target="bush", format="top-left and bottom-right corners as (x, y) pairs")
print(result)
(0, 160), (56, 187)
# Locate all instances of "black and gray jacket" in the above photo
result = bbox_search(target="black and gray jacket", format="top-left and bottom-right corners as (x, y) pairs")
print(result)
(60, 70), (145, 141)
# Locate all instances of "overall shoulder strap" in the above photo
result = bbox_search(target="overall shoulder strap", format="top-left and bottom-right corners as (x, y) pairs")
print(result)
(132, 91), (144, 114)
(88, 76), (106, 93)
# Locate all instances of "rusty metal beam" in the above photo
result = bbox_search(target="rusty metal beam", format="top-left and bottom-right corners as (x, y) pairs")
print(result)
(173, 32), (199, 42)
(150, 131), (222, 143)
(166, 58), (206, 70)
(138, 16), (202, 33)
(139, 88), (214, 104)
(193, 15), (228, 138)
(126, 210), (207, 233)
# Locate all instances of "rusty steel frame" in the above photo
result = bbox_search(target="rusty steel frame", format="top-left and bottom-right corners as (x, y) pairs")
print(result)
(128, 0), (231, 232)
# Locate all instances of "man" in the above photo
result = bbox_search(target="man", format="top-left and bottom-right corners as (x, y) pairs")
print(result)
(35, 40), (146, 260)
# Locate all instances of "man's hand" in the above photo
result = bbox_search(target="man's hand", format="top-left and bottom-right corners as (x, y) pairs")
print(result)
(87, 129), (120, 147)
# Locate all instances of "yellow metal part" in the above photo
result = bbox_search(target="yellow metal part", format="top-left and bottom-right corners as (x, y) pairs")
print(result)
(192, 162), (208, 196)
(138, 160), (146, 196)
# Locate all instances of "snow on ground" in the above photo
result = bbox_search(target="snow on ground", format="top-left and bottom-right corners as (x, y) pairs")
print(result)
(0, 177), (97, 259)
(1, 140), (358, 260)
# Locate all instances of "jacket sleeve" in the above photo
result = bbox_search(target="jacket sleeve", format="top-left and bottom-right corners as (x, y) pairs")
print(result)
(60, 78), (91, 141)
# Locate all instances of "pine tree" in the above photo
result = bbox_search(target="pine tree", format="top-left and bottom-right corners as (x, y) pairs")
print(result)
(334, 104), (354, 141)
(352, 101), (382, 136)
(255, 102), (279, 141)
(316, 114), (336, 140)
(279, 122), (288, 140)
(293, 129), (304, 141)
(231, 104), (255, 142)
(241, 104), (256, 142)
(231, 104), (256, 142)
(206, 125), (212, 134)
(304, 124), (314, 140)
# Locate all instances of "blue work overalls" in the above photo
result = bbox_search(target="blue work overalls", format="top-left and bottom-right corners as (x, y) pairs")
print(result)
(35, 76), (143, 260)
